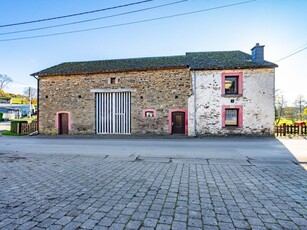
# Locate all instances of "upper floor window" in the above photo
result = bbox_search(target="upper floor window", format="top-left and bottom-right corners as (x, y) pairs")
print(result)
(222, 72), (243, 95)
(110, 77), (116, 84)
(225, 76), (238, 94)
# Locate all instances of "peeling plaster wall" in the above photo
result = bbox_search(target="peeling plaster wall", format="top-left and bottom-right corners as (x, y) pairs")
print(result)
(188, 68), (275, 135)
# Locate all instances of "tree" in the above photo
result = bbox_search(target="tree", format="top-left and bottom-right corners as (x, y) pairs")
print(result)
(23, 87), (37, 100)
(0, 89), (11, 98)
(284, 106), (296, 121)
(24, 87), (37, 117)
(0, 74), (12, 90)
(275, 89), (286, 124)
(294, 95), (306, 120)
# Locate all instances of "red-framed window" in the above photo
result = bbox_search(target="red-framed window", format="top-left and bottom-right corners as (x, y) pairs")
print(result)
(222, 72), (243, 95)
(222, 105), (243, 128)
(142, 109), (156, 118)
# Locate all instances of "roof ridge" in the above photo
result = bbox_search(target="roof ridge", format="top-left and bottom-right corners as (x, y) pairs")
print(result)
(186, 50), (243, 54)
(61, 54), (187, 65)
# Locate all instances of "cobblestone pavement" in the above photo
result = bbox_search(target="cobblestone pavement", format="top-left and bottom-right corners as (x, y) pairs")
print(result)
(0, 153), (306, 230)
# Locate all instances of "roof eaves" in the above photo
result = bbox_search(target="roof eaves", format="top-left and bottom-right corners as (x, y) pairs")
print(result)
(190, 64), (278, 71)
(32, 65), (189, 77)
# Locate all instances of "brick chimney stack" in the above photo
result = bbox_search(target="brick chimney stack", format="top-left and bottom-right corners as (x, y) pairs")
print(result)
(251, 43), (265, 63)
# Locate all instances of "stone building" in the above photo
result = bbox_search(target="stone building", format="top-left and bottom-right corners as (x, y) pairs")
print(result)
(31, 44), (277, 136)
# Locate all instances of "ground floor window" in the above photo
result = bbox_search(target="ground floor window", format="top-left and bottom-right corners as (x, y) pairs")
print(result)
(225, 109), (238, 126)
(143, 109), (156, 118)
(222, 105), (243, 128)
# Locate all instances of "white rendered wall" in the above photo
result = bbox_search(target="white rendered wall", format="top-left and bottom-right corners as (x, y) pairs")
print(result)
(188, 68), (275, 135)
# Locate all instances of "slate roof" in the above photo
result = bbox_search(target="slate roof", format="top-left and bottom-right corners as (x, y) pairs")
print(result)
(31, 51), (277, 76)
(186, 51), (278, 70)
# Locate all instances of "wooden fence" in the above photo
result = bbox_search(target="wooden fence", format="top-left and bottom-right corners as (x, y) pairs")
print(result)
(275, 124), (307, 136)
(20, 122), (37, 134)
(11, 121), (37, 134)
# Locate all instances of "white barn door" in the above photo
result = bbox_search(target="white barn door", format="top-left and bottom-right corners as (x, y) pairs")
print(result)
(95, 92), (131, 134)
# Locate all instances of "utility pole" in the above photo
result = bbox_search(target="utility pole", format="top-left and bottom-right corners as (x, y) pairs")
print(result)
(28, 87), (32, 118)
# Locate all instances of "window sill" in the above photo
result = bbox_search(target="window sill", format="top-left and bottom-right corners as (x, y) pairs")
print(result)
(222, 94), (242, 97)
(223, 126), (242, 130)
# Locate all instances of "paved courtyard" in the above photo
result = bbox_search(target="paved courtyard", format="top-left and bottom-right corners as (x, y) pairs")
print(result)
(0, 137), (306, 229)
(0, 136), (307, 230)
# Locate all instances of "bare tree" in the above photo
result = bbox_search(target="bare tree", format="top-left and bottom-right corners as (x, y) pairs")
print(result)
(23, 87), (37, 118)
(294, 95), (306, 120)
(275, 89), (286, 124)
(0, 74), (13, 90)
(24, 87), (37, 99)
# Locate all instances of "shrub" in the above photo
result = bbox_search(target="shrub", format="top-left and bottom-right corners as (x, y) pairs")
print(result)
(0, 112), (3, 121)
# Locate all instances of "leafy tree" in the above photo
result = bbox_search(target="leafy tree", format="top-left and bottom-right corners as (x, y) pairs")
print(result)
(0, 89), (11, 98)
(0, 74), (12, 90)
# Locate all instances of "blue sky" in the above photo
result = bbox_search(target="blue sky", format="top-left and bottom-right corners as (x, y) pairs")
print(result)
(0, 0), (306, 104)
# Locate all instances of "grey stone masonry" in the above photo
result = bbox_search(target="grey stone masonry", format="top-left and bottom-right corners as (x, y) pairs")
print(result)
(39, 68), (191, 135)
(0, 153), (306, 229)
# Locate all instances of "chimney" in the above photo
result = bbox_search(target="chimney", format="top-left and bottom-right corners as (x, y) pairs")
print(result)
(251, 43), (265, 63)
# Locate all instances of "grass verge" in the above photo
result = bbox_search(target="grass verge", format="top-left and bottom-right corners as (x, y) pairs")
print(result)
(1, 131), (26, 136)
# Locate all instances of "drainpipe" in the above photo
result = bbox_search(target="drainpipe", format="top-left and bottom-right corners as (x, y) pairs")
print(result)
(193, 71), (197, 136)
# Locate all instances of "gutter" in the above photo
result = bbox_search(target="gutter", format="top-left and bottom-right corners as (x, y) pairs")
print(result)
(30, 66), (189, 77)
(192, 70), (197, 136)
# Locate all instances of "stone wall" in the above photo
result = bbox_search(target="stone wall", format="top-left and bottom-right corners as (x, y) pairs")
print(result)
(38, 68), (191, 135)
(188, 68), (275, 135)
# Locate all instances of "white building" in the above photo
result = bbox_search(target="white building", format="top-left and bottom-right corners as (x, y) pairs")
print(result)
(189, 44), (277, 135)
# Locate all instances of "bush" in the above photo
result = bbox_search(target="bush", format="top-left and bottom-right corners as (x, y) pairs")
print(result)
(0, 112), (2, 121)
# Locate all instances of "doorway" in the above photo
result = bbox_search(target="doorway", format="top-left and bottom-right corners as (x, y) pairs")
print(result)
(58, 113), (69, 134)
(95, 92), (131, 134)
(172, 112), (185, 134)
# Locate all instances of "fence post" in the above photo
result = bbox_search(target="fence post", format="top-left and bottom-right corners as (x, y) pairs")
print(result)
(17, 122), (21, 134)
(282, 123), (286, 136)
(298, 125), (302, 136)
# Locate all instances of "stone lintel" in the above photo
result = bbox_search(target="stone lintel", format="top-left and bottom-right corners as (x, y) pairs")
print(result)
(90, 88), (137, 93)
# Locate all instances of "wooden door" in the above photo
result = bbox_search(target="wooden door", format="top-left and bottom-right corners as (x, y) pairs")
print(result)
(172, 112), (185, 134)
(59, 113), (69, 134)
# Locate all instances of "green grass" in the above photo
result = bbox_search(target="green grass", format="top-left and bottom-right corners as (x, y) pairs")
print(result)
(1, 130), (26, 136)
